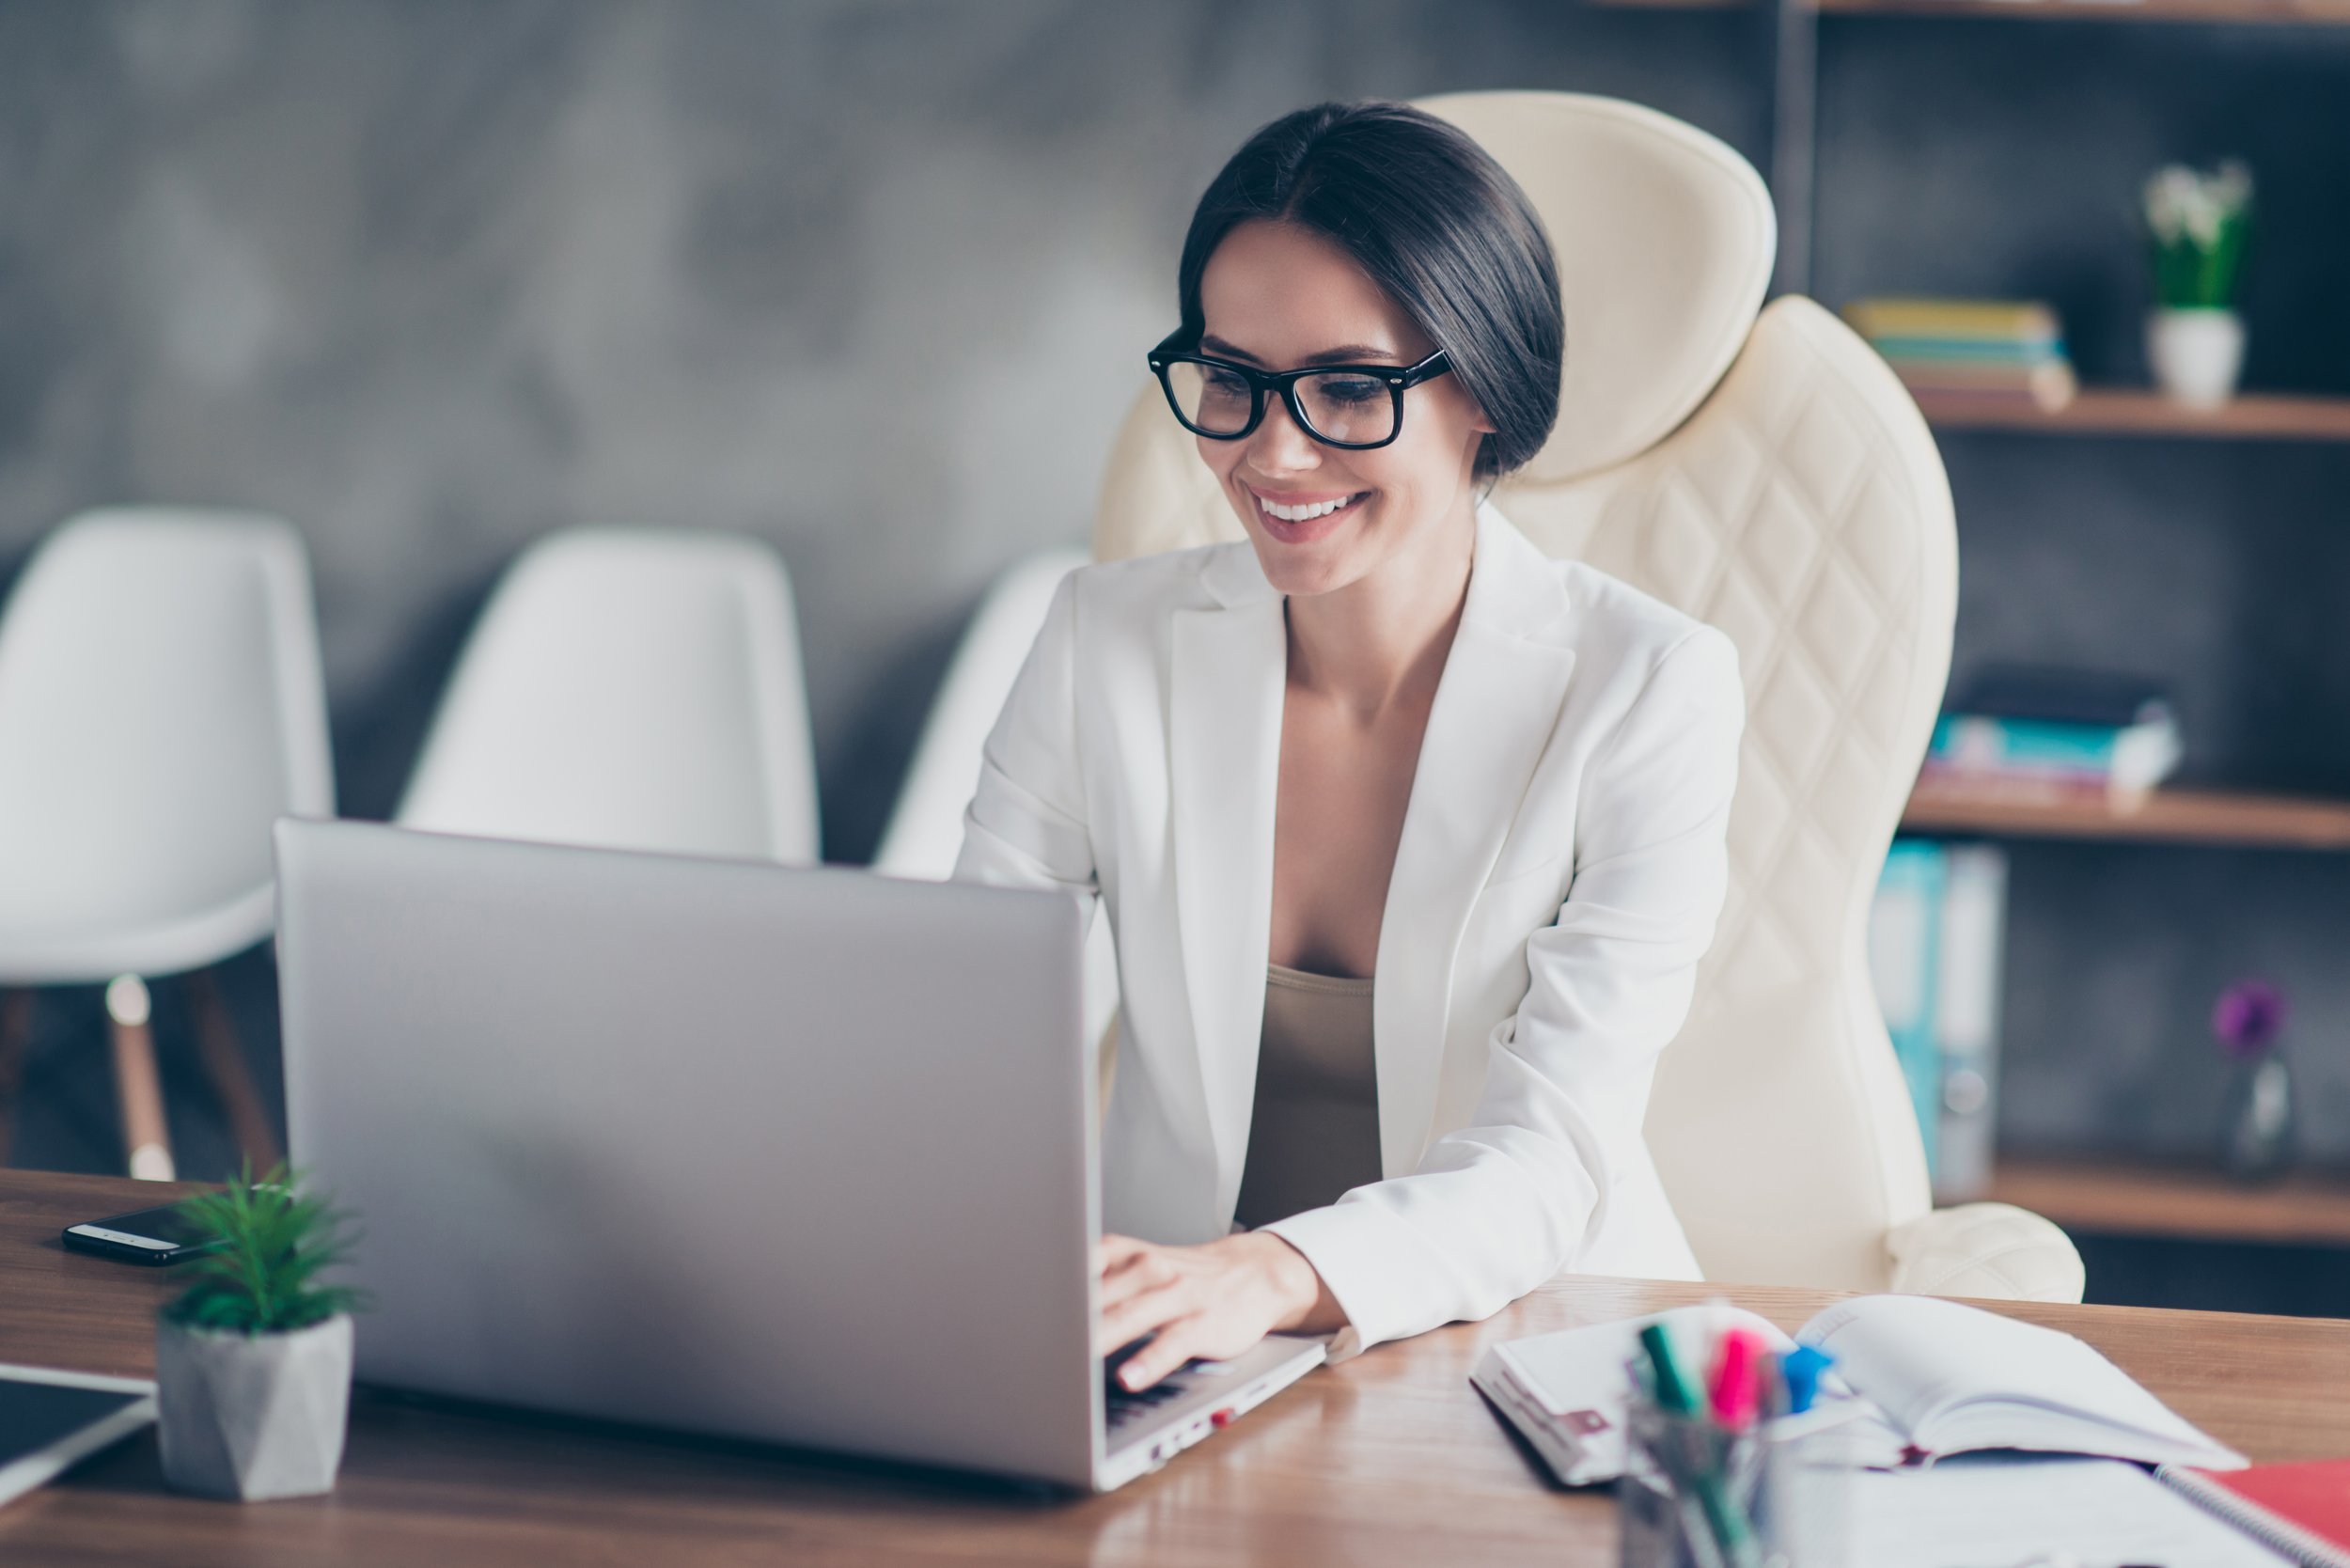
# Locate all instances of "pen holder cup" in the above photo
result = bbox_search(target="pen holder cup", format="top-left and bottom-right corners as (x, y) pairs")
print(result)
(1617, 1396), (1853, 1568)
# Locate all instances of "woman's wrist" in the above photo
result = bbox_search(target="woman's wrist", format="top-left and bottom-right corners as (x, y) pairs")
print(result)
(1244, 1231), (1345, 1334)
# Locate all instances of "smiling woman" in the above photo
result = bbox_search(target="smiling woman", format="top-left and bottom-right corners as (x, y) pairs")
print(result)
(956, 102), (1745, 1392)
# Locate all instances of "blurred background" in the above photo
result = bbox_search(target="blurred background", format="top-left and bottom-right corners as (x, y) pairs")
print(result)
(4, 0), (2348, 1313)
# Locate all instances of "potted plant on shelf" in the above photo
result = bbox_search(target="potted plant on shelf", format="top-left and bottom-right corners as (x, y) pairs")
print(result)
(155, 1166), (366, 1500)
(2142, 160), (2253, 409)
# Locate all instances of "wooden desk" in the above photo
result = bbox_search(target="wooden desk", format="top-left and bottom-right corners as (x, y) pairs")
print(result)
(5, 1171), (2350, 1566)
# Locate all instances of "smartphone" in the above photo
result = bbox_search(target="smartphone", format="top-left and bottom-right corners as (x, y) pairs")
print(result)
(61, 1202), (216, 1266)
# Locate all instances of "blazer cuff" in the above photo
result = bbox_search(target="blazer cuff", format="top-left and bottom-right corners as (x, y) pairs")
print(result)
(1260, 1202), (1445, 1360)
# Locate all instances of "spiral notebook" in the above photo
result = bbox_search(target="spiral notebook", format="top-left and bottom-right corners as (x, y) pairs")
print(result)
(2157, 1462), (2350, 1568)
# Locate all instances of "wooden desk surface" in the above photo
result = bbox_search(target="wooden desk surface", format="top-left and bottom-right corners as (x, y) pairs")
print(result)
(6, 1171), (2350, 1566)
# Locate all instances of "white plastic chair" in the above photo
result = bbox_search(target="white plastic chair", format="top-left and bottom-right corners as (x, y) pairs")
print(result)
(398, 527), (820, 863)
(875, 547), (1120, 1054)
(1093, 93), (2083, 1301)
(0, 508), (333, 1179)
(874, 549), (1089, 881)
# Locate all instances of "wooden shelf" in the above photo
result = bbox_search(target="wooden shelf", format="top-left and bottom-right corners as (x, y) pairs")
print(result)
(1914, 387), (2350, 441)
(1824, 0), (2350, 19)
(1594, 0), (2350, 21)
(1991, 1157), (2350, 1247)
(1901, 781), (2350, 851)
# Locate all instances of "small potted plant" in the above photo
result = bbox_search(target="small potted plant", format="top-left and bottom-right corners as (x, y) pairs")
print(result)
(2142, 160), (2253, 408)
(155, 1166), (365, 1500)
(2214, 980), (2294, 1184)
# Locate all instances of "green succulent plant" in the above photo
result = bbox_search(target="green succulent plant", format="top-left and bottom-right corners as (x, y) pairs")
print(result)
(164, 1165), (368, 1336)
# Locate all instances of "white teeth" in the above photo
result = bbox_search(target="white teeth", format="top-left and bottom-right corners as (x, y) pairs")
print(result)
(1260, 494), (1356, 523)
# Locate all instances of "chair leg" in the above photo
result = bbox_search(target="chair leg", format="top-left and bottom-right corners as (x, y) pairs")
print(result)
(187, 969), (281, 1174)
(105, 976), (174, 1182)
(0, 989), (32, 1166)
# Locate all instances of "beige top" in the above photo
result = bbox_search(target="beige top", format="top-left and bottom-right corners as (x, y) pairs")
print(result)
(1232, 963), (1382, 1231)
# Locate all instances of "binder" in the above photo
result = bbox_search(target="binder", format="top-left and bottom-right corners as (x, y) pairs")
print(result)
(1935, 845), (2008, 1203)
(1868, 840), (1946, 1178)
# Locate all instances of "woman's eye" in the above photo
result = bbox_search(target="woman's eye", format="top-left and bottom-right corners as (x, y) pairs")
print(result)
(1202, 368), (1252, 400)
(1316, 376), (1383, 406)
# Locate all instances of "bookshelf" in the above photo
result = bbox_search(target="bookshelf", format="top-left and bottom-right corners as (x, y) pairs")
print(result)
(1594, 0), (2350, 21)
(1990, 1157), (2350, 1247)
(1818, 0), (2350, 20)
(1902, 781), (2350, 851)
(1601, 0), (2350, 1280)
(1914, 388), (2350, 442)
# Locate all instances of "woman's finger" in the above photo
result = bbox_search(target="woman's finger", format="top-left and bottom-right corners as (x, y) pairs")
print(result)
(1117, 1316), (1206, 1391)
(1097, 1277), (1192, 1357)
(1096, 1249), (1177, 1314)
(1094, 1233), (1152, 1276)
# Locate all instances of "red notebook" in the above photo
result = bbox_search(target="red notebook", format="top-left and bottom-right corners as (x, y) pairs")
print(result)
(2158, 1461), (2350, 1568)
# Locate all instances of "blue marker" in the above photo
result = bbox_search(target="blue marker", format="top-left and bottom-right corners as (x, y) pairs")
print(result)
(1778, 1344), (1833, 1416)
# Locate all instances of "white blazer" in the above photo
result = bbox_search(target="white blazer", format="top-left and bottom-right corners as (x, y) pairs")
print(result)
(954, 505), (1743, 1356)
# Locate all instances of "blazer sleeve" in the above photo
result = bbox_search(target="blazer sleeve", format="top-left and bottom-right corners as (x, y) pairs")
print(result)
(951, 572), (1099, 907)
(1262, 625), (1744, 1356)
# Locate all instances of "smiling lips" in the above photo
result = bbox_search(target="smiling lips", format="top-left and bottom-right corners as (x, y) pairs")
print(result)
(1248, 486), (1369, 542)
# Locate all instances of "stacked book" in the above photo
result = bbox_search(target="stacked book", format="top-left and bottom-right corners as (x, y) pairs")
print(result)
(1842, 297), (2078, 413)
(1918, 666), (2183, 808)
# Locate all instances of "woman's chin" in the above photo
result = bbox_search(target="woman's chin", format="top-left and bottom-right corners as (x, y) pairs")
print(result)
(1249, 538), (1364, 600)
(1239, 507), (1377, 598)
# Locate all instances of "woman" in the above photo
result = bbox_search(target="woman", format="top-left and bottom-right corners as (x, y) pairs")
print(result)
(956, 102), (1744, 1390)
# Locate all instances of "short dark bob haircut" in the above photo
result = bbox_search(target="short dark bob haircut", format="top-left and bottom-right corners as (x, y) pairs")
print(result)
(1173, 102), (1562, 484)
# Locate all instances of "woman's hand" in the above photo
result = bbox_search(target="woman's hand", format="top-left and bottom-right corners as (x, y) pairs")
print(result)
(1096, 1231), (1348, 1390)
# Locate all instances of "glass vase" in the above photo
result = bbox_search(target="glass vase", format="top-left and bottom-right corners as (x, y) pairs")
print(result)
(2219, 1049), (2295, 1184)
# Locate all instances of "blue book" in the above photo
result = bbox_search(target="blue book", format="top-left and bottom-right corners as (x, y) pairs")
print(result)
(1869, 840), (1946, 1179)
(1869, 336), (2067, 364)
(1930, 711), (2182, 795)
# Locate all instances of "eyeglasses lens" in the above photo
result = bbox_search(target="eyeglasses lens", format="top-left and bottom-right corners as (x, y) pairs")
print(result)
(1294, 371), (1394, 446)
(1165, 361), (1257, 435)
(1164, 362), (1399, 445)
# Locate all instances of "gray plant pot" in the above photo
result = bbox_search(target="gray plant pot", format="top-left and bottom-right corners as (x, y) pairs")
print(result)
(156, 1313), (353, 1500)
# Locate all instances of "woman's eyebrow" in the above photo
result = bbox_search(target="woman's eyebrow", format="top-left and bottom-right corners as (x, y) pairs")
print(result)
(1199, 334), (1399, 367)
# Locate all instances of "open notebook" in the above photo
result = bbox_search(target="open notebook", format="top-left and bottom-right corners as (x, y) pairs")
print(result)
(1471, 1294), (2245, 1486)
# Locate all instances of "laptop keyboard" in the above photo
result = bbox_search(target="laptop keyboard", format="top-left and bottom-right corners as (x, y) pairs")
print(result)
(1103, 1338), (1205, 1432)
(1104, 1376), (1189, 1431)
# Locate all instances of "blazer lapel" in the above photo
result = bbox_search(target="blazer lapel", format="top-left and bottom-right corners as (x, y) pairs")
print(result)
(1372, 508), (1576, 1176)
(1169, 546), (1287, 1213)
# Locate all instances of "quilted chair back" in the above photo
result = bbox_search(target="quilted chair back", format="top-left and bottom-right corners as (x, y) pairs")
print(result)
(1092, 92), (1953, 1292)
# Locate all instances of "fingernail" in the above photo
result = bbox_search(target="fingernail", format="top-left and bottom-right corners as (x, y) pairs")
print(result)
(1120, 1367), (1142, 1390)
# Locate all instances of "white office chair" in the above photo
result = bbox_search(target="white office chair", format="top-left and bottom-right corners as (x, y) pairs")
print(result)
(1092, 92), (2083, 1301)
(0, 508), (333, 1179)
(399, 527), (820, 863)
(874, 546), (1120, 1053)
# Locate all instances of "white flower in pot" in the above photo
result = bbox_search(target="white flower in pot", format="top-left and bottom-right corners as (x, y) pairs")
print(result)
(2142, 159), (2253, 408)
(155, 1166), (366, 1500)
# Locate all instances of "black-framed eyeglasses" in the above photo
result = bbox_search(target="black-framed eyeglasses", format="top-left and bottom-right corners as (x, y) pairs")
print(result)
(1147, 334), (1452, 450)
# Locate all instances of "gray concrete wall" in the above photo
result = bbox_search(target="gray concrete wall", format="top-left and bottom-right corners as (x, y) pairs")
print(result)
(0, 0), (1762, 854)
(3, 0), (2347, 1178)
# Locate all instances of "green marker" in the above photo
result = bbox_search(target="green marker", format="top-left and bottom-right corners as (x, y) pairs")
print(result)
(1639, 1322), (1704, 1414)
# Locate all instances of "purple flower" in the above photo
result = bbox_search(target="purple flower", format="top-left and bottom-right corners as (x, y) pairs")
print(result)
(2213, 980), (2288, 1060)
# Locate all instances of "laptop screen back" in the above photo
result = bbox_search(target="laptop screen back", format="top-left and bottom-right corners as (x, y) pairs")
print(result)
(275, 821), (1098, 1486)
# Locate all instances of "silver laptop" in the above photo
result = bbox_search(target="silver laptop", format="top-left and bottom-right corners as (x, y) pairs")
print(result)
(274, 819), (1321, 1492)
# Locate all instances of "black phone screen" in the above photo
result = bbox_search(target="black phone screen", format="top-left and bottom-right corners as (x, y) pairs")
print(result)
(83, 1204), (207, 1246)
(61, 1202), (214, 1263)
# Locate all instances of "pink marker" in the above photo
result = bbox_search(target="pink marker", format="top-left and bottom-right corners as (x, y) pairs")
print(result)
(1708, 1327), (1766, 1430)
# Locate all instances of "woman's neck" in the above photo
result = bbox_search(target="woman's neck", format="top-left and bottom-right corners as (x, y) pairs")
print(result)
(1284, 500), (1477, 720)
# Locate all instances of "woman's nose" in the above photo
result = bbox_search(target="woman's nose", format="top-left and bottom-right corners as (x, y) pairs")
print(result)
(1244, 396), (1322, 474)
